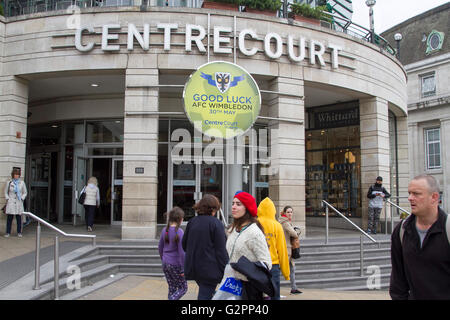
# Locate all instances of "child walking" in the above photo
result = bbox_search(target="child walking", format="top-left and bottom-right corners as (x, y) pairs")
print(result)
(158, 207), (188, 300)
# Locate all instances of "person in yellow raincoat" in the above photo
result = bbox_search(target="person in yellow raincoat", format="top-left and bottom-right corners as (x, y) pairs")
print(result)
(257, 197), (290, 300)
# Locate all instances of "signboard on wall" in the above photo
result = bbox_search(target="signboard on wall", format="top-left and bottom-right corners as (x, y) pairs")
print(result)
(183, 61), (261, 139)
(313, 107), (359, 129)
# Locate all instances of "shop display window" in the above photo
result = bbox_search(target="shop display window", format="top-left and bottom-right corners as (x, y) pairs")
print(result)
(305, 125), (361, 218)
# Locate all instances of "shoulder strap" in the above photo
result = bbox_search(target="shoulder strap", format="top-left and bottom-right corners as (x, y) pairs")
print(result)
(446, 214), (450, 246)
(399, 218), (407, 246)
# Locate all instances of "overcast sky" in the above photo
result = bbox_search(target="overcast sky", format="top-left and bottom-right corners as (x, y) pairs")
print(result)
(350, 0), (449, 33)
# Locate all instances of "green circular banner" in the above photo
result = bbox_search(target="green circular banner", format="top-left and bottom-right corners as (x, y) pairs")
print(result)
(183, 61), (261, 139)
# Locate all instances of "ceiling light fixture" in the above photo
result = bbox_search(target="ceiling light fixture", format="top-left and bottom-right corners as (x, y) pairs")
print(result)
(91, 83), (99, 87)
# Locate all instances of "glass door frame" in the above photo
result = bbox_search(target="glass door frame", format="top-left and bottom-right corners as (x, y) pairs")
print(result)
(27, 152), (52, 221)
(73, 155), (123, 225)
(111, 158), (123, 225)
(73, 155), (91, 226)
(168, 159), (226, 219)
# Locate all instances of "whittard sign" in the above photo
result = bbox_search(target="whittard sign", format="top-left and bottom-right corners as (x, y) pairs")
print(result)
(74, 23), (344, 68)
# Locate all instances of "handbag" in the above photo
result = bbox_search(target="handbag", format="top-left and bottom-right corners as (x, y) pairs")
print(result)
(291, 237), (301, 259)
(78, 187), (86, 205)
(1, 204), (6, 214)
(212, 264), (243, 300)
(292, 247), (301, 259)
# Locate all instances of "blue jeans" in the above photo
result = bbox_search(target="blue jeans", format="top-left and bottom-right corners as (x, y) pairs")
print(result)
(270, 264), (281, 300)
(6, 214), (22, 235)
(289, 259), (297, 290)
(196, 281), (216, 300)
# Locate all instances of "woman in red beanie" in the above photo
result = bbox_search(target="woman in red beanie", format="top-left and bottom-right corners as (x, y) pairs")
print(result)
(215, 191), (271, 300)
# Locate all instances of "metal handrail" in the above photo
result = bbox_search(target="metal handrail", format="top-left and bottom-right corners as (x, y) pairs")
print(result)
(322, 200), (377, 277)
(217, 208), (228, 227)
(384, 199), (411, 234)
(22, 212), (96, 300)
(322, 200), (377, 244)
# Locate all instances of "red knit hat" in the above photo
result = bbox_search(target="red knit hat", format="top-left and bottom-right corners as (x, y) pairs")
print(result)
(234, 191), (258, 217)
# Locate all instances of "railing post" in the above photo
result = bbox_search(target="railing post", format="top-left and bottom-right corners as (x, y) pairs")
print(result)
(360, 235), (364, 277)
(54, 236), (59, 300)
(391, 202), (395, 234)
(325, 205), (329, 245)
(384, 200), (388, 235)
(33, 222), (41, 290)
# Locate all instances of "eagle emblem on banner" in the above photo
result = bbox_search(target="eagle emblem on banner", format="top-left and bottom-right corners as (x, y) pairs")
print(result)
(200, 72), (245, 94)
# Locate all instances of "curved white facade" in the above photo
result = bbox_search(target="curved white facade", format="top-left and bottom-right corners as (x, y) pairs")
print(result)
(0, 8), (408, 239)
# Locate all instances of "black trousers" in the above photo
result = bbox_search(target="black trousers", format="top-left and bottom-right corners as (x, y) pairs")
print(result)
(6, 214), (22, 234)
(84, 205), (96, 228)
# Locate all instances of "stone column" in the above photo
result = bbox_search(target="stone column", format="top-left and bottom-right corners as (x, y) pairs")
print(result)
(0, 76), (28, 230)
(440, 117), (450, 213)
(359, 97), (390, 231)
(396, 115), (410, 213)
(267, 76), (305, 237)
(407, 122), (420, 179)
(122, 61), (159, 240)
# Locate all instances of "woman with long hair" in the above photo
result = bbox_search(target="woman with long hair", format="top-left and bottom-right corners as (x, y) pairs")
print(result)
(279, 205), (302, 294)
(158, 206), (187, 300)
(222, 191), (271, 300)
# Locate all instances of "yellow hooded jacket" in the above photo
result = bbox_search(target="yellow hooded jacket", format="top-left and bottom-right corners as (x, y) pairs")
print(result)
(257, 197), (290, 280)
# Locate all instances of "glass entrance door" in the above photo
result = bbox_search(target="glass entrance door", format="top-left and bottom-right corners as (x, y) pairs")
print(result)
(200, 163), (223, 205)
(111, 159), (123, 224)
(171, 162), (223, 221)
(73, 156), (91, 225)
(172, 163), (196, 220)
(29, 153), (51, 220)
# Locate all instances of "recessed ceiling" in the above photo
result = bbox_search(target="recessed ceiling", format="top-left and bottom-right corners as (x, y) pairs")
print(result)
(26, 72), (368, 108)
(28, 73), (125, 103)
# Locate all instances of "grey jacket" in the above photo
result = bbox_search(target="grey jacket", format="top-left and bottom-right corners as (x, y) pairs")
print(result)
(367, 184), (390, 209)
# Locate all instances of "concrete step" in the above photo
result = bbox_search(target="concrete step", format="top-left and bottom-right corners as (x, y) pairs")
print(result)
(299, 248), (390, 261)
(28, 236), (394, 299)
(286, 273), (392, 290)
(40, 254), (164, 286)
(300, 241), (391, 253)
(34, 263), (165, 300)
(294, 255), (391, 270)
(292, 264), (391, 280)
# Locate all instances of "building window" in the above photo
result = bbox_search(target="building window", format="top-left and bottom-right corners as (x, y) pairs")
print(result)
(421, 73), (436, 97)
(425, 128), (441, 169)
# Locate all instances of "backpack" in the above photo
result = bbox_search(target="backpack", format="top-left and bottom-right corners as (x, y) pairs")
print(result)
(399, 214), (450, 246)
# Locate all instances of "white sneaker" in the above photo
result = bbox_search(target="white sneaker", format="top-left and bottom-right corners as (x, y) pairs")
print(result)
(18, 233), (22, 238)
(87, 227), (92, 232)
(4, 234), (10, 238)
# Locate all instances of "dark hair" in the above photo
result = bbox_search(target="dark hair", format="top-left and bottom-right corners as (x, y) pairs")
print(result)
(229, 210), (265, 235)
(282, 206), (293, 213)
(164, 206), (185, 244)
(11, 168), (20, 179)
(193, 194), (221, 216)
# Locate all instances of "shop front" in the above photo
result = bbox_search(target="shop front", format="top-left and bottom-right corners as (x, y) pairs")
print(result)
(0, 7), (408, 239)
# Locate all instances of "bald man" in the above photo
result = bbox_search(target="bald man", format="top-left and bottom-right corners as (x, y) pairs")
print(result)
(389, 175), (450, 300)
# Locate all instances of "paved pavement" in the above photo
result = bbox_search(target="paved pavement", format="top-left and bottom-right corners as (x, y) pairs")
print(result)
(0, 221), (391, 300)
(78, 275), (390, 300)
